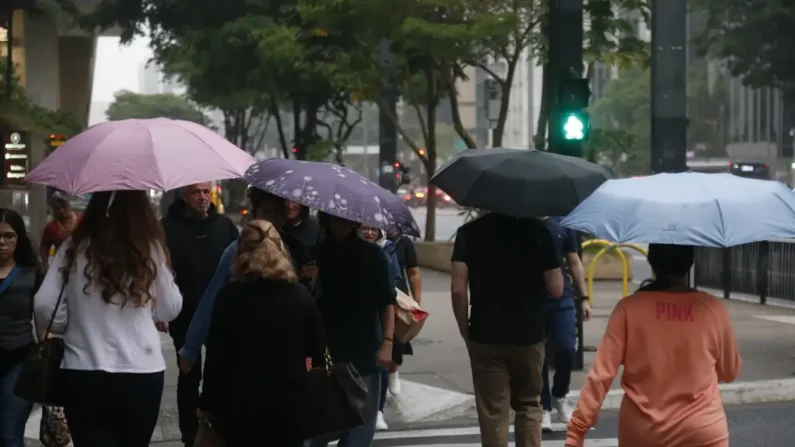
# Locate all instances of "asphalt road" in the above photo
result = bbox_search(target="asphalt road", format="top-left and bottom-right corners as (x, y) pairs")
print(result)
(374, 402), (795, 446)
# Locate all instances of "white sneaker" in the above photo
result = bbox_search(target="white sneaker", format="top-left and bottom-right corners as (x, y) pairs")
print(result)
(376, 411), (388, 431)
(554, 397), (573, 423)
(388, 371), (401, 396)
(542, 410), (553, 433)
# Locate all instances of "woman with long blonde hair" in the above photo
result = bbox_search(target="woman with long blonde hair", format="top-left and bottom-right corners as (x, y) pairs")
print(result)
(199, 219), (327, 446)
(33, 190), (183, 447)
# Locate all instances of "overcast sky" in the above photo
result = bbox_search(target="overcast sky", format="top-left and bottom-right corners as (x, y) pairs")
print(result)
(91, 36), (152, 102)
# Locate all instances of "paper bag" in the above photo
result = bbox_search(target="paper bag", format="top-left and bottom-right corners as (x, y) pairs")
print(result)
(394, 288), (429, 343)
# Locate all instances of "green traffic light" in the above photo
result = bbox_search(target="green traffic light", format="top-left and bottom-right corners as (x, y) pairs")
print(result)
(562, 114), (585, 141)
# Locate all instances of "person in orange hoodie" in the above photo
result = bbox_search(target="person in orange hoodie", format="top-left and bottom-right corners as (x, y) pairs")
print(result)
(566, 244), (742, 447)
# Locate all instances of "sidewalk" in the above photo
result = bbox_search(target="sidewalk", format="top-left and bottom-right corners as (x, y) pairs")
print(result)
(23, 268), (795, 445)
(385, 268), (795, 424)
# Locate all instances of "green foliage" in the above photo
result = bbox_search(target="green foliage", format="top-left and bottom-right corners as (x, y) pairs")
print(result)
(0, 58), (80, 135)
(105, 90), (208, 123)
(582, 0), (651, 70)
(588, 65), (729, 175)
(691, 0), (795, 94)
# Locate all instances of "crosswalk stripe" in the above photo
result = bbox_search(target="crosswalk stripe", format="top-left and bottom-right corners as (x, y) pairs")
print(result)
(330, 425), (616, 446)
(429, 442), (617, 447)
(372, 424), (568, 440)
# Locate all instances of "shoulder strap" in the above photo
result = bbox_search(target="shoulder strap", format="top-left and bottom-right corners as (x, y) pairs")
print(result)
(0, 267), (21, 296)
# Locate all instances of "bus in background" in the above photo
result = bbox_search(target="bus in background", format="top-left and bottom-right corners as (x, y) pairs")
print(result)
(687, 159), (771, 180)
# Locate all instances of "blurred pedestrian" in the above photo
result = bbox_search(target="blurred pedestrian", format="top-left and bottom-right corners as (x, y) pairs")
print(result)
(451, 213), (563, 447)
(160, 182), (238, 447)
(0, 209), (43, 447)
(384, 231), (422, 397)
(34, 191), (183, 447)
(39, 195), (82, 271)
(176, 188), (312, 373)
(307, 214), (396, 447)
(199, 220), (326, 446)
(538, 217), (591, 430)
(359, 227), (412, 431)
(282, 200), (320, 247)
(566, 244), (741, 447)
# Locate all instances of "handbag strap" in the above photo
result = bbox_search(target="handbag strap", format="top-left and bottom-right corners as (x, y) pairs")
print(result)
(43, 279), (68, 339)
(0, 267), (20, 296)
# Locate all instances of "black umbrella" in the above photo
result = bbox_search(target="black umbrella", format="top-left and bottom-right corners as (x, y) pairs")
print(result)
(430, 148), (614, 218)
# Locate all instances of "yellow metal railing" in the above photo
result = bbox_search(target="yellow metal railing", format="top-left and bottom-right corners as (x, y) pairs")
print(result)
(582, 239), (649, 302)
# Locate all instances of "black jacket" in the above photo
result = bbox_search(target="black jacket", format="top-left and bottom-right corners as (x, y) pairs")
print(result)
(161, 200), (239, 325)
(201, 278), (326, 444)
(282, 206), (320, 248)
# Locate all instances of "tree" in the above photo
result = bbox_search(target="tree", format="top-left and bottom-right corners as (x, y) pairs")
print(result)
(0, 58), (79, 135)
(429, 0), (651, 150)
(301, 0), (495, 240)
(85, 0), (363, 161)
(691, 0), (795, 95)
(533, 0), (651, 150)
(105, 90), (208, 123)
(588, 66), (729, 174)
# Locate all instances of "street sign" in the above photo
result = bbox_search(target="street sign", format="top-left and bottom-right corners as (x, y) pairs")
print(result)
(3, 131), (30, 189)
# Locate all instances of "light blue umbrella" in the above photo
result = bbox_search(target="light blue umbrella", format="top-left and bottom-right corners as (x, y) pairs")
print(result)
(561, 172), (795, 247)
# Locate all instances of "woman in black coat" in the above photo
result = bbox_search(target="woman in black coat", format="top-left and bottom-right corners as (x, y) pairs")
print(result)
(200, 219), (327, 446)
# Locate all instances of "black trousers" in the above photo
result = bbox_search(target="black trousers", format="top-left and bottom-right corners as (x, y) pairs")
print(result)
(170, 326), (203, 446)
(62, 369), (164, 447)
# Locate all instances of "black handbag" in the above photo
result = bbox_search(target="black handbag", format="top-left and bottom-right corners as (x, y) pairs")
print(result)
(302, 348), (368, 439)
(14, 280), (67, 406)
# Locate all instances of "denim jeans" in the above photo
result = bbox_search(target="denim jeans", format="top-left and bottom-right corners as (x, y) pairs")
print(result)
(0, 361), (34, 447)
(541, 306), (576, 411)
(307, 373), (381, 447)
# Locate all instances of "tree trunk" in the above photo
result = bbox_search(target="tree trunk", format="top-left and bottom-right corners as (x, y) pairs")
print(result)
(534, 61), (552, 150)
(423, 66), (438, 242)
(492, 62), (518, 148)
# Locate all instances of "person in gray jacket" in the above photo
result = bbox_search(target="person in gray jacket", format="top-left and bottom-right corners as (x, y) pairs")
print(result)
(0, 209), (44, 447)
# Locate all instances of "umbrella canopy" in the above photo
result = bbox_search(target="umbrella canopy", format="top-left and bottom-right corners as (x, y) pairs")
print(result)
(25, 118), (256, 194)
(244, 159), (421, 237)
(430, 148), (614, 218)
(561, 172), (795, 247)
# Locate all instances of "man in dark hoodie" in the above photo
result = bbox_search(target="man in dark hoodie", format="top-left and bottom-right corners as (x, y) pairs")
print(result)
(160, 182), (239, 447)
(283, 200), (320, 247)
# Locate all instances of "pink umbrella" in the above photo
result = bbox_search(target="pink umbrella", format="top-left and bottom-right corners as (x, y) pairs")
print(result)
(25, 118), (256, 194)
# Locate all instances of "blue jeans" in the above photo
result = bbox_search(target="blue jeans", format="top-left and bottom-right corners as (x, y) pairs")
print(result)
(0, 361), (34, 447)
(541, 305), (576, 411)
(307, 373), (381, 447)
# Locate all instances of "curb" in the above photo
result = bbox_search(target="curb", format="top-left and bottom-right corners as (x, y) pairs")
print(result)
(424, 378), (795, 421)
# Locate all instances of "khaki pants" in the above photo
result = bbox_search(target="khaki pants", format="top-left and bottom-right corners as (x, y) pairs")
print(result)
(468, 341), (545, 447)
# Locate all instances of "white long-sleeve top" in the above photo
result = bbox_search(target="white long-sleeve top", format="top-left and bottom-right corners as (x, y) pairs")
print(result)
(34, 240), (183, 373)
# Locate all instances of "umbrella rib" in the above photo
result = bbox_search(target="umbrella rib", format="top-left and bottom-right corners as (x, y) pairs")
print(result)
(144, 125), (164, 190)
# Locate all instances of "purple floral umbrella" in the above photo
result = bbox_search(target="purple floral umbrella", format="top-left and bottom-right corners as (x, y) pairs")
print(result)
(244, 159), (421, 237)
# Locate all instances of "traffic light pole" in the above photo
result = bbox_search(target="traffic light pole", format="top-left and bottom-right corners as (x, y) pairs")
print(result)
(548, 0), (587, 371)
(378, 39), (399, 193)
(547, 0), (585, 158)
(650, 0), (688, 173)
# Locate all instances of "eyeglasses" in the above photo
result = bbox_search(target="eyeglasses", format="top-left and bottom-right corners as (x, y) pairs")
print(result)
(0, 233), (18, 242)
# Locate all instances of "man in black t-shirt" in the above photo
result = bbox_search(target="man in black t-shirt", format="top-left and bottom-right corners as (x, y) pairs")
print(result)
(451, 213), (563, 447)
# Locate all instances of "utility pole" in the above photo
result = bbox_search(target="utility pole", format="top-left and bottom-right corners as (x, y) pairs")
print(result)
(547, 0), (588, 158)
(650, 0), (688, 173)
(378, 39), (398, 192)
(547, 0), (588, 371)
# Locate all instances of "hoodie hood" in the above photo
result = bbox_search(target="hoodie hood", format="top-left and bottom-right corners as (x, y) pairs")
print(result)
(166, 199), (220, 222)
